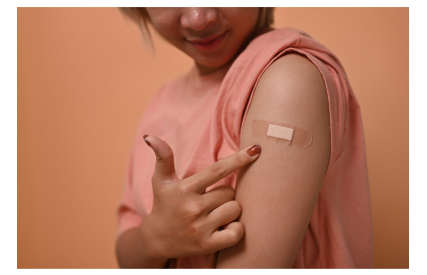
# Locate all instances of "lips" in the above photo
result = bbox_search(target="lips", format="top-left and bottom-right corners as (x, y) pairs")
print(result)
(187, 31), (227, 50)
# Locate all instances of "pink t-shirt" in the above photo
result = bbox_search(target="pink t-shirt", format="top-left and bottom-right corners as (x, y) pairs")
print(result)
(116, 28), (373, 268)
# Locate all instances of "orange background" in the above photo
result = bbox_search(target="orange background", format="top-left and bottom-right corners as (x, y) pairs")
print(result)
(17, 8), (408, 268)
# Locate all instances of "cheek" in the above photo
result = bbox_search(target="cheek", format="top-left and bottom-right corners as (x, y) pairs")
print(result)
(240, 9), (260, 33)
(146, 9), (181, 40)
(222, 9), (259, 48)
(221, 7), (259, 29)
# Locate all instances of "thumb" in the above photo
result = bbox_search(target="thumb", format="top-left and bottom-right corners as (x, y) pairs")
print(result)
(143, 135), (179, 182)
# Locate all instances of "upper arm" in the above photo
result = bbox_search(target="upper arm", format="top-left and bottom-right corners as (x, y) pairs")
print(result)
(216, 52), (330, 268)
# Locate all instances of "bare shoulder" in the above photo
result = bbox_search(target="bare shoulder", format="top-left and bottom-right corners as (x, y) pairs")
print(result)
(241, 51), (330, 158)
(251, 52), (328, 122)
(263, 51), (323, 80)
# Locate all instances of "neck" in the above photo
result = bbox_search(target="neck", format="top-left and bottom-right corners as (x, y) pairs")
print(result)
(195, 57), (235, 76)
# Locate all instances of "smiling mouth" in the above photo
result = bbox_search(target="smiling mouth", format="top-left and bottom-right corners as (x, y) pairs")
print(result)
(188, 31), (227, 50)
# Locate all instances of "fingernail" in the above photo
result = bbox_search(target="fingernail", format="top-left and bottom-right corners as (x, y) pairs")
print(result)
(246, 144), (261, 157)
(143, 135), (151, 147)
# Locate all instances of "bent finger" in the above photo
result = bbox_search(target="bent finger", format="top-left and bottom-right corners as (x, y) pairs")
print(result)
(207, 222), (245, 252)
(206, 200), (242, 233)
(201, 185), (236, 214)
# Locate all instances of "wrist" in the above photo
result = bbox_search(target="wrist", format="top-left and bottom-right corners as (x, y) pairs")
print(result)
(137, 215), (168, 263)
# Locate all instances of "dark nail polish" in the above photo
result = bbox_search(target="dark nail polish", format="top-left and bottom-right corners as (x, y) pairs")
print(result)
(246, 144), (261, 157)
(143, 135), (151, 147)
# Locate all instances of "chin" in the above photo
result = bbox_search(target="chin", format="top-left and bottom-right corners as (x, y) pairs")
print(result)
(197, 53), (236, 68)
(199, 60), (228, 68)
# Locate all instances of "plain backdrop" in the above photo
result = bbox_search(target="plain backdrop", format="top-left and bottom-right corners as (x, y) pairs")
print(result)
(17, 7), (408, 268)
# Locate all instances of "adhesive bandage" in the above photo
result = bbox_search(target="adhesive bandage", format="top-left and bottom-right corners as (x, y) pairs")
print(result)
(250, 119), (313, 149)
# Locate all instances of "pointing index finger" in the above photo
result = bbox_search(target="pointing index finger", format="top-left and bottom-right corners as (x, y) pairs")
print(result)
(184, 145), (261, 194)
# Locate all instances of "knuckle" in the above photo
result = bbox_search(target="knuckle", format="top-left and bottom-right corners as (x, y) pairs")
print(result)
(227, 227), (242, 245)
(194, 237), (206, 254)
(155, 153), (173, 165)
(187, 224), (207, 253)
(222, 185), (236, 200)
(236, 151), (248, 165)
(211, 161), (227, 178)
(219, 229), (239, 248)
(151, 174), (165, 186)
(219, 201), (241, 221)
(211, 185), (235, 201)
(230, 200), (242, 213)
(188, 222), (200, 235)
(195, 170), (208, 186)
(219, 208), (233, 221)
(178, 183), (191, 195)
(227, 230), (238, 244)
(184, 202), (203, 218)
(216, 233), (229, 249)
(219, 202), (240, 220)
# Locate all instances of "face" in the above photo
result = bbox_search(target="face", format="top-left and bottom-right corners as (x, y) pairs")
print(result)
(145, 8), (260, 75)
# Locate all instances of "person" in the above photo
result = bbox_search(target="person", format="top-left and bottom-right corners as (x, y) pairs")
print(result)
(115, 7), (373, 268)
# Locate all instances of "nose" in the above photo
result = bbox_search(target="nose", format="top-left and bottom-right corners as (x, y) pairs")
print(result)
(180, 8), (218, 31)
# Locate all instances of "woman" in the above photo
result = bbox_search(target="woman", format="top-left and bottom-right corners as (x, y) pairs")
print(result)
(115, 8), (373, 268)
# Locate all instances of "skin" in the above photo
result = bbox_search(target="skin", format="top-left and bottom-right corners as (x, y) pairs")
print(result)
(145, 7), (261, 75)
(216, 53), (330, 267)
(116, 8), (330, 268)
(116, 138), (261, 268)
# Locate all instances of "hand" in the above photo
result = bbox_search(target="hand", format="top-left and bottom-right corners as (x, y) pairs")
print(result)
(138, 135), (261, 260)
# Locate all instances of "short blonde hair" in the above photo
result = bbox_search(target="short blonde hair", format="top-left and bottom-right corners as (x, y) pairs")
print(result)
(119, 7), (274, 46)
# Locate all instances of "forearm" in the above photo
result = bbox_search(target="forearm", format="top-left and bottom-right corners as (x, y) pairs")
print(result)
(115, 223), (169, 268)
